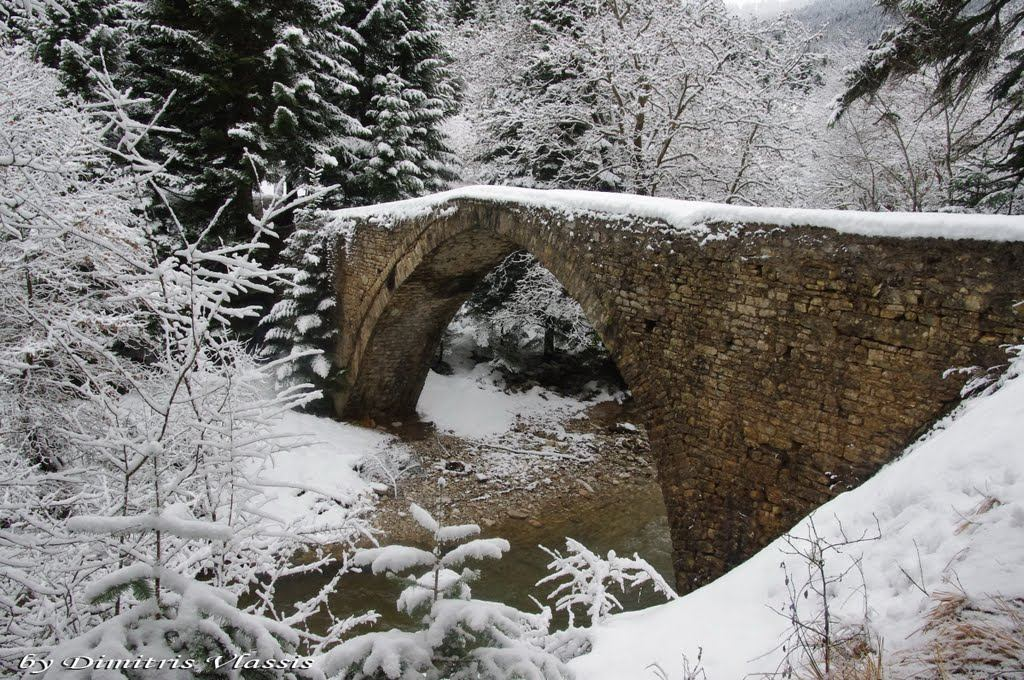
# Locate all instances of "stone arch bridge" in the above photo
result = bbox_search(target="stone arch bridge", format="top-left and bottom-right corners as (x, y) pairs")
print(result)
(312, 186), (1024, 593)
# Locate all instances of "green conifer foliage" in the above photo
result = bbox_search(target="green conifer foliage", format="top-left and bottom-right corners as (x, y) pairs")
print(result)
(346, 0), (459, 204)
(119, 0), (364, 240)
(261, 207), (341, 413)
(837, 0), (1024, 198)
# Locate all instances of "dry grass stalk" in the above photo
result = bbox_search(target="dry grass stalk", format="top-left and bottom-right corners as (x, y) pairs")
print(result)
(954, 496), (1002, 535)
(791, 628), (887, 680)
(899, 589), (1024, 678)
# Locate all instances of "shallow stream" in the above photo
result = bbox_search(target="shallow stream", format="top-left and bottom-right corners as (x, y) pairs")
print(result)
(274, 480), (674, 634)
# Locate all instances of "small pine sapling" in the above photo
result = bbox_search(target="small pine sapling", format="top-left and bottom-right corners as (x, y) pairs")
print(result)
(318, 503), (574, 680)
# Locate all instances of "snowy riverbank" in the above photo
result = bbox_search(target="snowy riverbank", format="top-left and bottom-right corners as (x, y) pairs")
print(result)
(572, 351), (1024, 678)
(256, 347), (1024, 678)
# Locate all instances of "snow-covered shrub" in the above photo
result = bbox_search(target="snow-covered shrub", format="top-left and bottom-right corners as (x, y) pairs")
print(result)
(0, 48), (372, 676)
(318, 503), (575, 680)
(355, 445), (416, 495)
(0, 48), (159, 662)
(537, 538), (678, 627)
(472, 0), (824, 205)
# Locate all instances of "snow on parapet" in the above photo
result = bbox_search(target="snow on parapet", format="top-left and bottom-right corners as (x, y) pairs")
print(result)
(325, 185), (1024, 242)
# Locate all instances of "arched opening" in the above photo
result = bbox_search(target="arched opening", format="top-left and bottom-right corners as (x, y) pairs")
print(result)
(339, 210), (636, 421)
(342, 226), (518, 419)
(338, 216), (675, 619)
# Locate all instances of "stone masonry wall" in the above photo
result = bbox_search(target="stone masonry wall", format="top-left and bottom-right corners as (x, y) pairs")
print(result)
(322, 198), (1024, 593)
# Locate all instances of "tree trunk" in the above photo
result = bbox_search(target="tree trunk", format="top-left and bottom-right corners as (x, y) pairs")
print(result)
(543, 323), (556, 359)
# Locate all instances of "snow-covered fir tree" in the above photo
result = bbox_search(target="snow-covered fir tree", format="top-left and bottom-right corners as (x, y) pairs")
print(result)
(261, 195), (341, 413)
(262, 0), (367, 201)
(135, 0), (365, 239)
(261, 0), (461, 396)
(35, 0), (131, 93)
(41, 0), (364, 243)
(346, 0), (459, 204)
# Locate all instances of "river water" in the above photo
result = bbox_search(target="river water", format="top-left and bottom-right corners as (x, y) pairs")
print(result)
(273, 480), (674, 634)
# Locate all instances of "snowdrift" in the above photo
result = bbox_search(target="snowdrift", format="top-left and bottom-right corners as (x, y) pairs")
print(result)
(571, 352), (1024, 678)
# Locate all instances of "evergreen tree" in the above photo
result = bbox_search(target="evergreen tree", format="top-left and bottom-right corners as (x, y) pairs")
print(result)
(43, 0), (364, 244)
(345, 0), (459, 204)
(36, 0), (130, 93)
(259, 0), (461, 401)
(266, 0), (367, 208)
(836, 0), (1024, 198)
(448, 0), (477, 24)
(261, 194), (342, 414)
(521, 0), (593, 34)
(320, 504), (575, 679)
(127, 0), (364, 240)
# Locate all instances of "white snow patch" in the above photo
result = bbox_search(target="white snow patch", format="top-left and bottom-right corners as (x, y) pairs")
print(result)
(354, 545), (437, 575)
(67, 507), (233, 541)
(325, 185), (1024, 243)
(440, 537), (510, 568)
(256, 412), (404, 526)
(417, 363), (608, 440)
(570, 353), (1024, 678)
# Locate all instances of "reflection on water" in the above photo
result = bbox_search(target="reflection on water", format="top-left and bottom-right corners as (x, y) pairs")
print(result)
(272, 482), (673, 634)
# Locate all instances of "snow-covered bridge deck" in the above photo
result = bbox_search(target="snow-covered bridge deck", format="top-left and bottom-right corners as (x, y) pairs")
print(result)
(311, 186), (1024, 592)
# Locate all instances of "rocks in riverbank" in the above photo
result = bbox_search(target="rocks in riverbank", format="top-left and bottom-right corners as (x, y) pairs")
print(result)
(369, 398), (658, 544)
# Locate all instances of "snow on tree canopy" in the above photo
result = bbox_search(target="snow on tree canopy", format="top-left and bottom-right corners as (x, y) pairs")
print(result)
(317, 629), (436, 679)
(397, 568), (466, 614)
(66, 509), (234, 541)
(436, 523), (481, 544)
(440, 538), (511, 568)
(410, 502), (440, 533)
(323, 503), (573, 680)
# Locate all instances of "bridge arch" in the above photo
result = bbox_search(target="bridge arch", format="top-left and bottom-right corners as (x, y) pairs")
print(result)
(336, 203), (633, 420)
(319, 188), (1024, 592)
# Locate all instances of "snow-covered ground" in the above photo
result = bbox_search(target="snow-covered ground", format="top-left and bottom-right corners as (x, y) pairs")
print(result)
(256, 359), (616, 524)
(418, 362), (611, 439)
(417, 361), (623, 489)
(255, 412), (398, 527)
(571, 352), (1024, 678)
(257, 340), (1023, 678)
